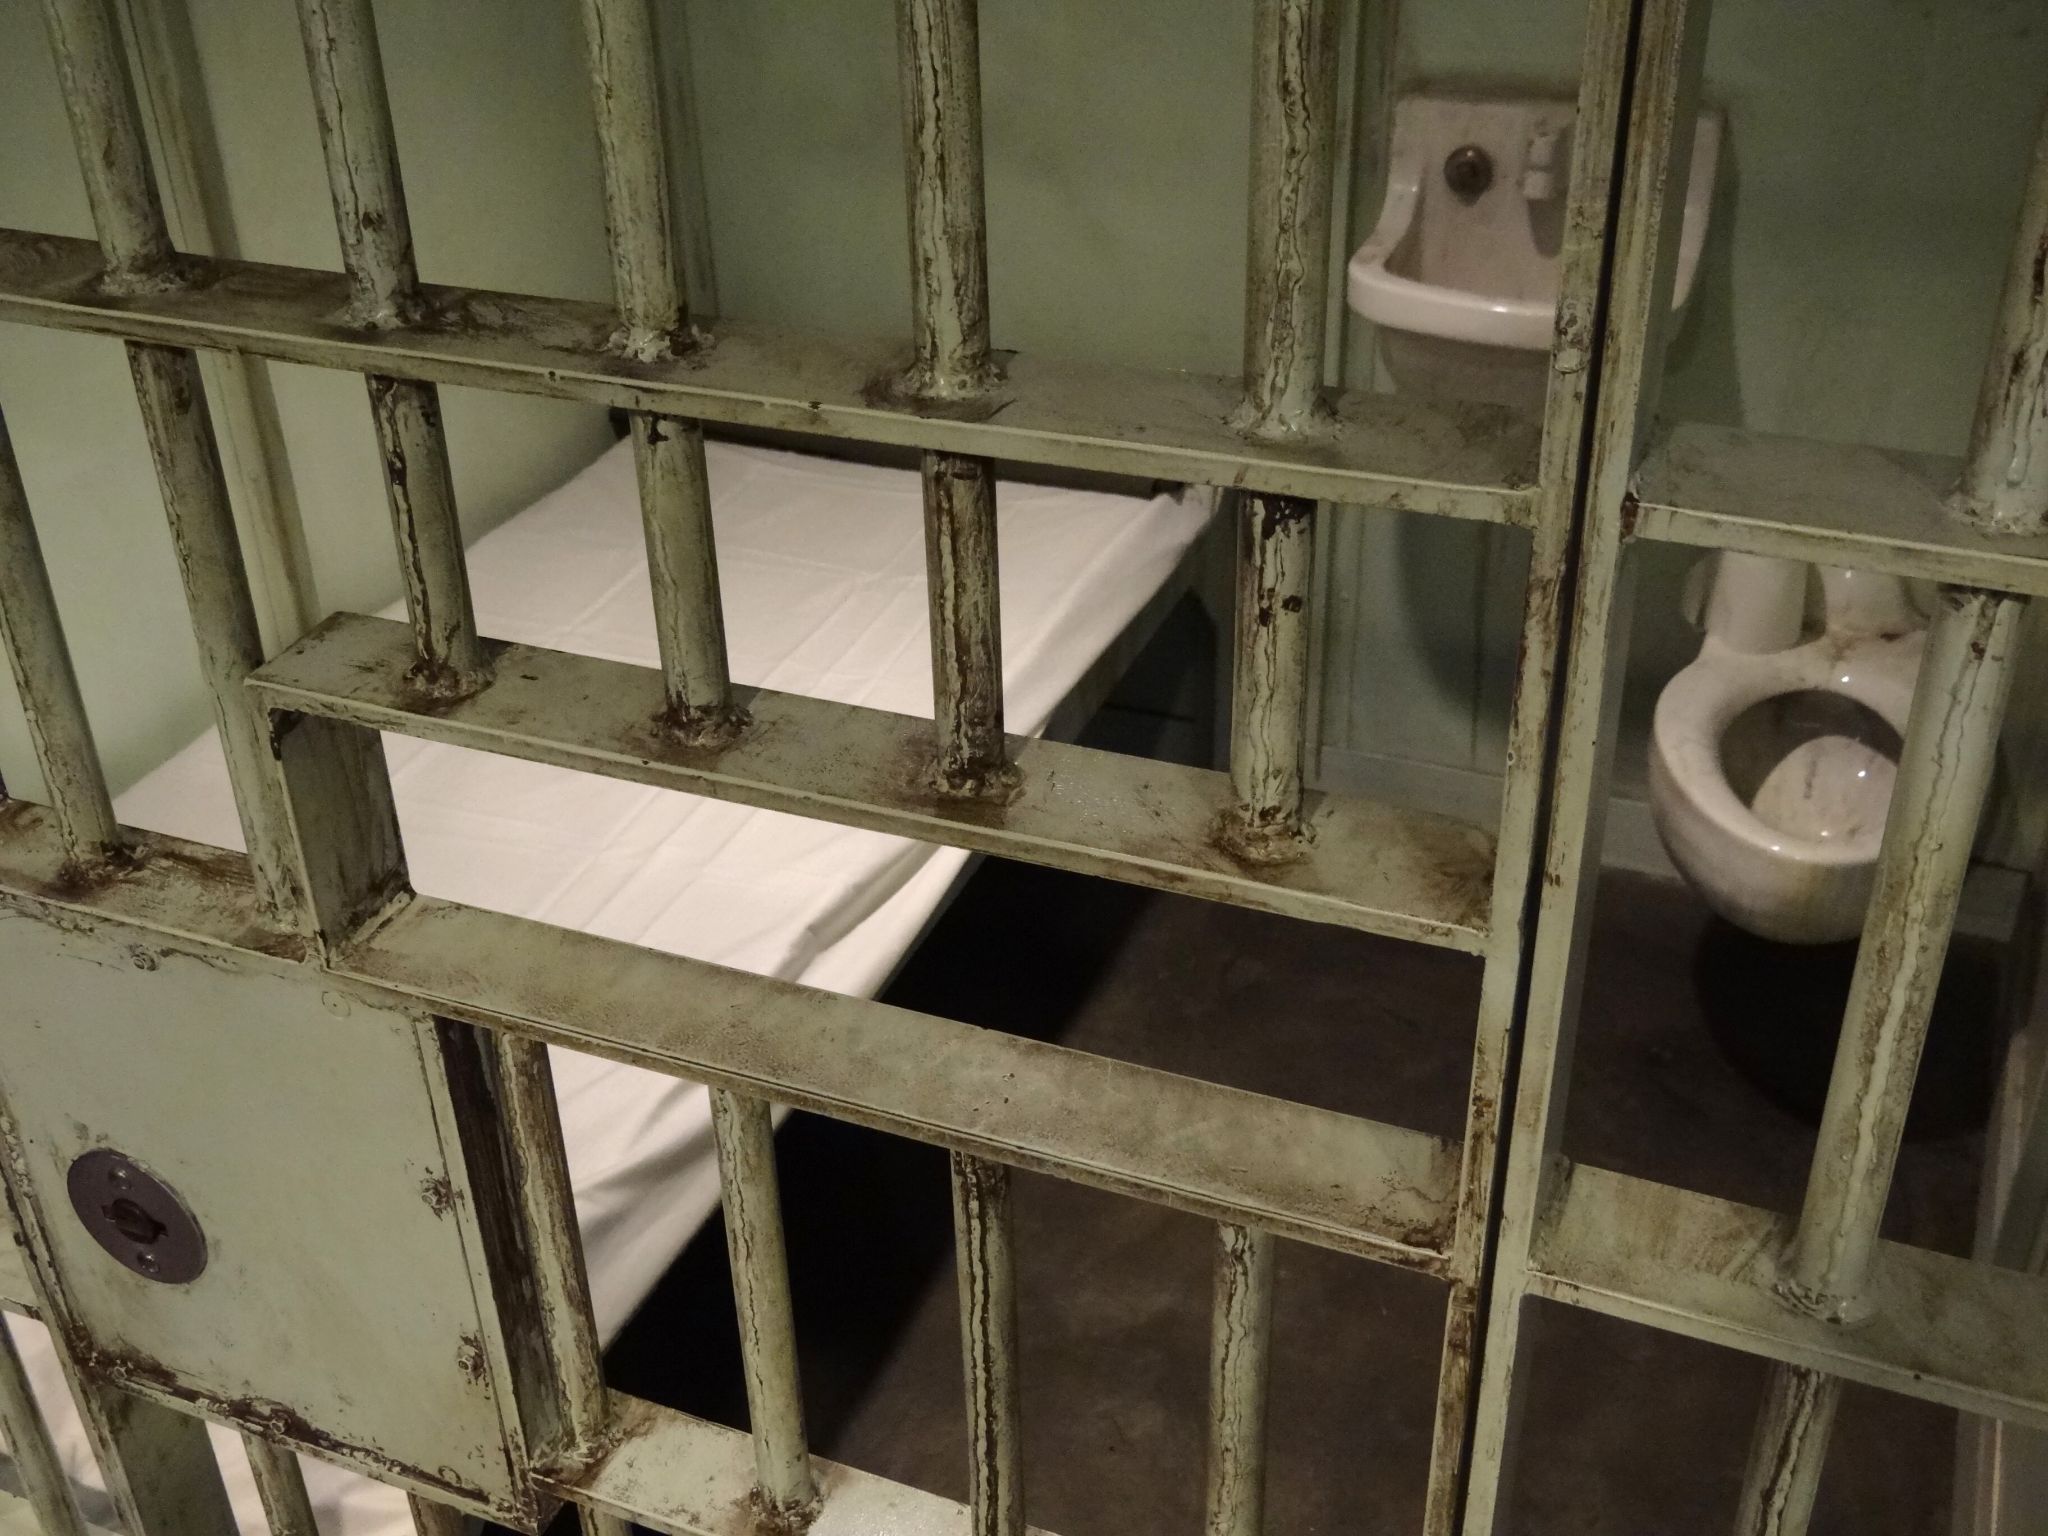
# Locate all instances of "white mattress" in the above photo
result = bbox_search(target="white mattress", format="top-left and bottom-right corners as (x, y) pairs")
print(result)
(8, 438), (1212, 1535)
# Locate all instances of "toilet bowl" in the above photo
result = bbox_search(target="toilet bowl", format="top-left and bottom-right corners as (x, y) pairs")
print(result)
(1649, 554), (1927, 944)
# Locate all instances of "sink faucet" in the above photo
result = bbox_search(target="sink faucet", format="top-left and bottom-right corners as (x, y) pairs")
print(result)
(1520, 125), (1565, 202)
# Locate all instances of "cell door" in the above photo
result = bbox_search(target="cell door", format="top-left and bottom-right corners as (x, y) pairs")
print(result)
(0, 3), (2043, 1536)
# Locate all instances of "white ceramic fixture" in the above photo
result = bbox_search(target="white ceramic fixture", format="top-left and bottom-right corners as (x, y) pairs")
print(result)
(1348, 92), (1722, 403)
(1648, 554), (1928, 945)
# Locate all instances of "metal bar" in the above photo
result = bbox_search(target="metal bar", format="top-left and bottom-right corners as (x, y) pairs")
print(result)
(494, 1036), (612, 1461)
(0, 804), (1462, 1268)
(1733, 586), (2023, 1528)
(951, 1155), (1022, 1536)
(250, 612), (1496, 949)
(1222, 493), (1315, 857)
(0, 407), (121, 870)
(0, 1321), (87, 1536)
(707, 1090), (817, 1518)
(895, 0), (995, 401)
(242, 1435), (318, 1536)
(1239, 0), (1341, 439)
(0, 232), (1538, 524)
(1458, 0), (1713, 1529)
(578, 0), (738, 738)
(922, 452), (1010, 794)
(404, 1494), (464, 1536)
(1203, 1224), (1275, 1536)
(894, 0), (1009, 795)
(292, 0), (488, 694)
(34, 0), (173, 287)
(1952, 105), (2048, 535)
(1528, 1160), (2048, 1425)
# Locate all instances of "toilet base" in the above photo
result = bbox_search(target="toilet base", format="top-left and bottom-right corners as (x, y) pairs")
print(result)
(1693, 918), (2001, 1138)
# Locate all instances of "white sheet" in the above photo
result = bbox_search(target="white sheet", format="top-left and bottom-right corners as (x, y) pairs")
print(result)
(10, 438), (1213, 1535)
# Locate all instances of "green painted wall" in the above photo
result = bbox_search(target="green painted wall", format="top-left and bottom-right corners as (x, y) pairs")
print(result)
(0, 0), (615, 799)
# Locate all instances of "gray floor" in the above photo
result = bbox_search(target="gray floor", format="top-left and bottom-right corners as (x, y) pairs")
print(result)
(607, 850), (1995, 1536)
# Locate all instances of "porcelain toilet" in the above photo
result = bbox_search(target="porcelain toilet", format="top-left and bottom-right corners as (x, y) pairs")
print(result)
(1648, 554), (1927, 944)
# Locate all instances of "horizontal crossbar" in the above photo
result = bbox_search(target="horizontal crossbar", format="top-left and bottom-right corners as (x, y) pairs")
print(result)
(544, 1392), (1052, 1536)
(0, 229), (1535, 523)
(250, 613), (1497, 950)
(0, 804), (1461, 1270)
(1631, 422), (2048, 596)
(1530, 1160), (2048, 1428)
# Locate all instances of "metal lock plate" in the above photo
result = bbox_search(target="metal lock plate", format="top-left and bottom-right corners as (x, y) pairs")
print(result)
(0, 899), (541, 1527)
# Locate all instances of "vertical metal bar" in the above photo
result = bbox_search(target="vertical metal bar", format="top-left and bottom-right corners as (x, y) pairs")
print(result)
(0, 1321), (87, 1536)
(292, 0), (488, 696)
(35, 0), (304, 923)
(0, 407), (122, 870)
(708, 1090), (817, 1518)
(1952, 105), (2048, 535)
(1203, 1223), (1275, 1536)
(1731, 591), (2022, 1531)
(34, 0), (173, 288)
(578, 0), (739, 741)
(1222, 493), (1315, 859)
(1458, 0), (1712, 1530)
(242, 1435), (318, 1536)
(895, 0), (1010, 796)
(1238, 0), (1341, 439)
(1222, 0), (1340, 856)
(951, 1154), (1022, 1536)
(405, 1494), (464, 1536)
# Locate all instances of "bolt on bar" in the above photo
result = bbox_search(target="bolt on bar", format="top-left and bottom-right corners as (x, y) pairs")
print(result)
(1732, 104), (2048, 1530)
(708, 1090), (818, 1519)
(1203, 1224), (1275, 1536)
(293, 0), (489, 697)
(243, 1435), (318, 1536)
(896, 0), (1013, 797)
(0, 1319), (88, 1536)
(0, 406), (121, 871)
(951, 1155), (1023, 1536)
(578, 0), (740, 743)
(1222, 0), (1340, 859)
(36, 0), (305, 923)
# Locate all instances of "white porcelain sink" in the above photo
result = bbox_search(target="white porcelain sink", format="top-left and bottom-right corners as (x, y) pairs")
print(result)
(1349, 92), (1722, 354)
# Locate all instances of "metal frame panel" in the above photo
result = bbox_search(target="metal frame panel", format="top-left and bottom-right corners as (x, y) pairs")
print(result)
(2, 1), (2045, 1534)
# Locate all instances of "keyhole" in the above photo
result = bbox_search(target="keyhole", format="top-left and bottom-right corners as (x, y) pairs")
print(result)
(102, 1197), (168, 1248)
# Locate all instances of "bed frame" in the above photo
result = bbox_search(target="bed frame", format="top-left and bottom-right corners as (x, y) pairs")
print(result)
(1, 3), (2046, 1536)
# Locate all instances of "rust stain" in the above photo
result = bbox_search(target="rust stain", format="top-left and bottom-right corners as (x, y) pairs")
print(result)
(420, 1170), (460, 1218)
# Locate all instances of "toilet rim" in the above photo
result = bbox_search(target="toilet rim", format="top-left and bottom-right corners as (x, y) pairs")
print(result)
(1651, 633), (1920, 870)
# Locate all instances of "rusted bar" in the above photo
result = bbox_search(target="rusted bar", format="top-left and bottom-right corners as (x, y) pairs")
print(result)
(242, 1435), (318, 1536)
(496, 1036), (614, 1461)
(293, 0), (488, 696)
(951, 1154), (1022, 1536)
(1221, 493), (1315, 858)
(1733, 585), (2023, 1531)
(0, 1320), (87, 1536)
(0, 406), (122, 870)
(708, 1090), (818, 1518)
(922, 452), (1011, 795)
(578, 0), (739, 740)
(1203, 1224), (1275, 1536)
(1238, 0), (1341, 439)
(35, 0), (173, 288)
(894, 0), (1009, 795)
(1951, 105), (2048, 534)
(895, 0), (996, 401)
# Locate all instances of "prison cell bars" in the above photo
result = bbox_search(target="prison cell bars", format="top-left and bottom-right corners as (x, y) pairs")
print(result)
(1459, 0), (2048, 1532)
(292, 0), (489, 697)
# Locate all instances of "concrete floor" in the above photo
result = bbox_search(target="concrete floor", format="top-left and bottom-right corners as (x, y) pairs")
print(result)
(607, 856), (1995, 1536)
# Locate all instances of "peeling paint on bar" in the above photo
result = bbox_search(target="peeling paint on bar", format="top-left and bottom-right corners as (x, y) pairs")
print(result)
(952, 1155), (1023, 1536)
(0, 231), (1540, 525)
(922, 452), (1013, 797)
(293, 0), (490, 695)
(0, 406), (123, 872)
(1222, 492), (1316, 859)
(1203, 1224), (1275, 1536)
(243, 1434), (320, 1536)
